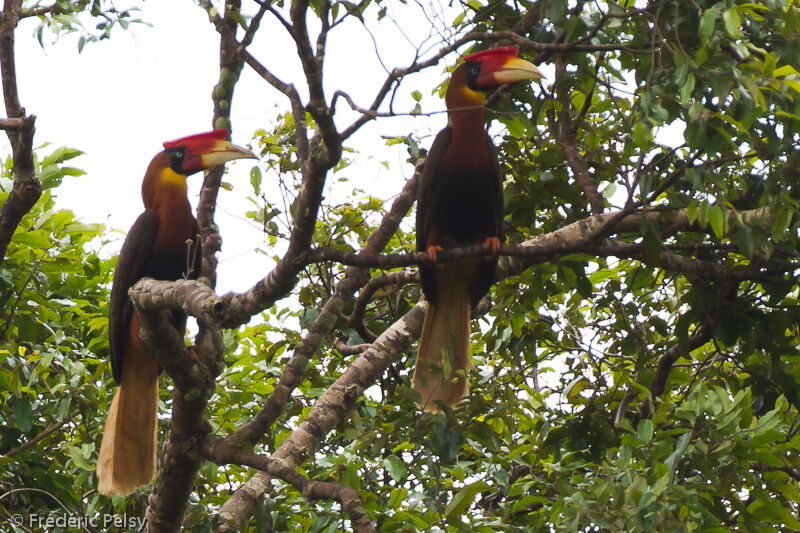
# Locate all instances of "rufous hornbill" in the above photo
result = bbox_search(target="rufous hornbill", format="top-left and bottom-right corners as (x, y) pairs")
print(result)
(97, 129), (256, 497)
(413, 47), (542, 412)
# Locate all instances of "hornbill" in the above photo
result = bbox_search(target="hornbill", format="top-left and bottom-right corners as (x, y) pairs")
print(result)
(97, 129), (255, 497)
(413, 47), (542, 412)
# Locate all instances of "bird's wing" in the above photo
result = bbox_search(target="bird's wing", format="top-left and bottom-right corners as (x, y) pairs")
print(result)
(108, 210), (158, 384)
(487, 135), (504, 241)
(416, 126), (453, 304)
(416, 126), (453, 252)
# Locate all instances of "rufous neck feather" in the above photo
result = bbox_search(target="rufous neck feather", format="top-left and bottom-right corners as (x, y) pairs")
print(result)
(141, 152), (189, 211)
(445, 64), (486, 131)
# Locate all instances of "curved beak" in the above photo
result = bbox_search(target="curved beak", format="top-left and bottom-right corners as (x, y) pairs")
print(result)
(477, 56), (543, 88)
(183, 139), (258, 173)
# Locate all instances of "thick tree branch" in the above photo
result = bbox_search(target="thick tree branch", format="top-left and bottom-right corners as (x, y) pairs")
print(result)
(753, 463), (800, 482)
(217, 301), (426, 528)
(196, 0), (245, 288)
(227, 14), (340, 328)
(130, 205), (778, 330)
(224, 165), (421, 448)
(509, 2), (542, 36)
(584, 240), (795, 285)
(290, 0), (340, 165)
(0, 116), (24, 130)
(136, 304), (220, 533)
(0, 0), (40, 269)
(216, 168), (421, 529)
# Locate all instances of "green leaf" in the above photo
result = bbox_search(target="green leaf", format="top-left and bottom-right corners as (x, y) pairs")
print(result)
(723, 7), (742, 38)
(11, 396), (32, 433)
(445, 481), (490, 519)
(709, 204), (725, 238)
(700, 5), (721, 39)
(383, 456), (407, 481)
(686, 200), (700, 225)
(640, 216), (662, 263)
(680, 73), (696, 104)
(782, 78), (800, 93)
(12, 231), (52, 249)
(68, 446), (94, 471)
(249, 166), (262, 195)
(633, 122), (651, 148)
(637, 419), (654, 443)
(770, 208), (792, 239)
(388, 487), (407, 509)
(773, 65), (799, 77)
(665, 431), (692, 474)
(340, 461), (361, 490)
(736, 225), (754, 257)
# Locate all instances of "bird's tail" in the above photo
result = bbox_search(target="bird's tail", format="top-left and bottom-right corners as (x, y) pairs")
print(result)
(97, 342), (159, 497)
(413, 265), (473, 412)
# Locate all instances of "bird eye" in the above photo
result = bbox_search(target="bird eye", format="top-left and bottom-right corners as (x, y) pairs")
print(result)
(175, 150), (184, 158)
(469, 66), (479, 75)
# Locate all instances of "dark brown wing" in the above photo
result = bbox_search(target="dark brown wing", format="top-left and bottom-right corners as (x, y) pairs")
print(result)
(108, 210), (158, 384)
(416, 126), (453, 305)
(487, 135), (504, 242)
(467, 135), (504, 308)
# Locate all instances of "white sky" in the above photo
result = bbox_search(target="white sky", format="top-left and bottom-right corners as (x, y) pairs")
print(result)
(8, 1), (458, 293)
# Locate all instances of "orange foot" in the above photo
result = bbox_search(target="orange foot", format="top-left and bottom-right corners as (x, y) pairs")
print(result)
(427, 245), (444, 262)
(484, 236), (501, 254)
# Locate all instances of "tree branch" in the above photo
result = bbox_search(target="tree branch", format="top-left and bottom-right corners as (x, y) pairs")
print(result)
(0, 1), (41, 269)
(753, 463), (800, 483)
(144, 5), (244, 528)
(207, 199), (778, 526)
(554, 57), (604, 214)
(0, 116), (24, 130)
(137, 304), (219, 532)
(216, 167), (421, 529)
(3, 408), (80, 458)
(217, 301), (427, 528)
(20, 3), (58, 18)
(129, 205), (778, 331)
(347, 270), (419, 343)
(202, 437), (375, 532)
(224, 164), (420, 448)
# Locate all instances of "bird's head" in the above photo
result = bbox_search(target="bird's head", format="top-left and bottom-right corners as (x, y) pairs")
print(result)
(161, 129), (257, 176)
(445, 46), (542, 111)
(142, 129), (257, 208)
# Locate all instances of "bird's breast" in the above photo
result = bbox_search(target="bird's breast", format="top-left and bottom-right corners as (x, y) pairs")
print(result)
(150, 184), (194, 241)
(430, 165), (499, 246)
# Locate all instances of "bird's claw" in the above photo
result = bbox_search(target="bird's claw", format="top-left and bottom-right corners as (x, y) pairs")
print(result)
(427, 245), (444, 262)
(484, 237), (500, 254)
